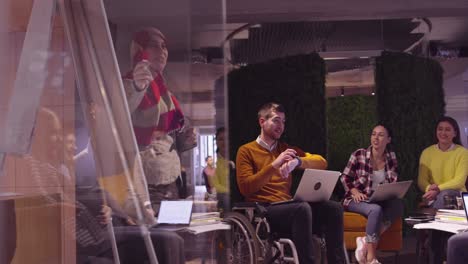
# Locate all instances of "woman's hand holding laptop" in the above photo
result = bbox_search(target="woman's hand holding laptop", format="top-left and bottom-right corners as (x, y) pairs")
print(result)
(351, 188), (368, 202)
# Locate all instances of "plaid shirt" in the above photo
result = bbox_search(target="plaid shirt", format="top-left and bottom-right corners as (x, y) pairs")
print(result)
(341, 146), (398, 208)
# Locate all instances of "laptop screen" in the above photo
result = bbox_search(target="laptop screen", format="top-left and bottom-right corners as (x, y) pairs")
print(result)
(157, 200), (193, 225)
(463, 192), (468, 218)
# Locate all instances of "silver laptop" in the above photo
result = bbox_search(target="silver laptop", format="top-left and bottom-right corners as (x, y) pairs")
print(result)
(462, 192), (468, 217)
(154, 200), (193, 230)
(366, 180), (412, 202)
(272, 169), (340, 204)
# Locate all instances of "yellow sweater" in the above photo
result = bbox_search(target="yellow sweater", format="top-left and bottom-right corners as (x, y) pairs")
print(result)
(418, 144), (468, 192)
(212, 156), (231, 194)
(236, 140), (327, 203)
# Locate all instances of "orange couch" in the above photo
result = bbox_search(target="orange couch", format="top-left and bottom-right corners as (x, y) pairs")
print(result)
(344, 212), (402, 261)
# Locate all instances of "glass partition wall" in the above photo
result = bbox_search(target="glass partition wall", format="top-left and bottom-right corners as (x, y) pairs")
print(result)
(6, 1), (467, 264)
(0, 0), (230, 263)
(0, 0), (77, 263)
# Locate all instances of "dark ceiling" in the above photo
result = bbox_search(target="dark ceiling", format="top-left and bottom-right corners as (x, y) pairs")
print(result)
(228, 19), (424, 67)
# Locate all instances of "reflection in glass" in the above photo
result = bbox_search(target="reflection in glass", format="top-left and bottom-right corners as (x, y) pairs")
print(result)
(0, 0), (55, 154)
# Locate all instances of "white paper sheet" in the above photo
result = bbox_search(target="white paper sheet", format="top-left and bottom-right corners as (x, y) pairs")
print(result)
(414, 221), (468, 234)
(185, 223), (231, 235)
(438, 209), (466, 216)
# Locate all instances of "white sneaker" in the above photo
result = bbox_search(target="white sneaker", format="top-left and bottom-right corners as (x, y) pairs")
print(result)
(354, 237), (367, 264)
(367, 259), (381, 264)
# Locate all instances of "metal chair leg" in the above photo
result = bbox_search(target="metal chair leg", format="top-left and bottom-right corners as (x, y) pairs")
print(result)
(344, 242), (351, 264)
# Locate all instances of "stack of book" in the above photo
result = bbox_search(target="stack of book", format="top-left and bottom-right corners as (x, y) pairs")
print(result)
(190, 212), (222, 226)
(435, 209), (468, 225)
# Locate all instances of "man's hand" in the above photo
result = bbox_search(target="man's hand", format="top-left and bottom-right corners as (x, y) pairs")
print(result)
(133, 60), (154, 91)
(272, 149), (297, 169)
(350, 188), (368, 202)
(279, 158), (299, 179)
(99, 205), (112, 225)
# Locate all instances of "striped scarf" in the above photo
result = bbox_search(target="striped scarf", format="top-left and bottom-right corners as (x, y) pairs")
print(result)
(124, 70), (184, 146)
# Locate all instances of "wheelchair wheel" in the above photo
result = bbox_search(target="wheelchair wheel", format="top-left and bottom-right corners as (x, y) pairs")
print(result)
(216, 211), (261, 264)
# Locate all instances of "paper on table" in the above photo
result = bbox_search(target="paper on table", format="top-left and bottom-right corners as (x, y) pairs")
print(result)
(0, 192), (24, 201)
(191, 212), (220, 219)
(438, 209), (466, 216)
(414, 221), (468, 234)
(185, 223), (231, 235)
(0, 192), (22, 197)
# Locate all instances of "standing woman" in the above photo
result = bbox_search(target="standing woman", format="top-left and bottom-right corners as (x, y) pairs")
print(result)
(418, 116), (468, 208)
(123, 27), (197, 214)
(202, 156), (216, 200)
(341, 125), (403, 264)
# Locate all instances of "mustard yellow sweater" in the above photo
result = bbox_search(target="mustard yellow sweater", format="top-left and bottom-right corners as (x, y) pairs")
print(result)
(418, 144), (468, 192)
(236, 140), (327, 203)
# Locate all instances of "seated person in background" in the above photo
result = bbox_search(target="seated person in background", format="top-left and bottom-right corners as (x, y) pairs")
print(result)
(213, 127), (237, 212)
(202, 155), (216, 200)
(28, 108), (184, 264)
(74, 136), (185, 264)
(447, 231), (468, 264)
(341, 125), (403, 264)
(418, 116), (468, 209)
(75, 185), (185, 264)
(236, 102), (345, 264)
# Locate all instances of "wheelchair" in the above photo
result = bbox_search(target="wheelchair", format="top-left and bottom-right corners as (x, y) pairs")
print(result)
(217, 202), (300, 264)
(213, 165), (349, 264)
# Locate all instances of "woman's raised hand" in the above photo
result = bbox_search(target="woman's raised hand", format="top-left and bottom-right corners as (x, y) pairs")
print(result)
(133, 60), (154, 91)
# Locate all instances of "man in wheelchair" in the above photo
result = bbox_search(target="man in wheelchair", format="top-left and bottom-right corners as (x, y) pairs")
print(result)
(236, 102), (345, 264)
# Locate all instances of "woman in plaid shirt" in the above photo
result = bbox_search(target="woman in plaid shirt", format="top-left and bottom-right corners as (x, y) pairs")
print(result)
(340, 125), (403, 264)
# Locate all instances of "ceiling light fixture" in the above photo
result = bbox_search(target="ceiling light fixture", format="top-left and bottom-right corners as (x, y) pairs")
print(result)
(319, 50), (382, 60)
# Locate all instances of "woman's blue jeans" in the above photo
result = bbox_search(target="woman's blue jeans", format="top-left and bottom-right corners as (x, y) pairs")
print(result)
(347, 198), (403, 243)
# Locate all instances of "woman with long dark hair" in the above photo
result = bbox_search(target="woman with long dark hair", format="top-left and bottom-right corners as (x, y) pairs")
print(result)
(341, 125), (403, 264)
(418, 116), (468, 209)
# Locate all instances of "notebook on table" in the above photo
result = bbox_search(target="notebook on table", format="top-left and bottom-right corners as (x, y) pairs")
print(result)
(364, 180), (412, 203)
(271, 169), (341, 205)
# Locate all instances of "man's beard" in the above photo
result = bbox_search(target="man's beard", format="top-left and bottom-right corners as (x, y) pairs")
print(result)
(266, 130), (281, 140)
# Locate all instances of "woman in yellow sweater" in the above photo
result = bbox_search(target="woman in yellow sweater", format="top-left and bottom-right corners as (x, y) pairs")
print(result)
(418, 116), (468, 209)
(212, 127), (234, 212)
